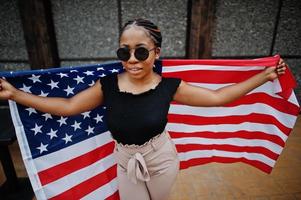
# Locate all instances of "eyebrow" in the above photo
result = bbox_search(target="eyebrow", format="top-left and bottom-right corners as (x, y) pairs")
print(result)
(120, 43), (148, 48)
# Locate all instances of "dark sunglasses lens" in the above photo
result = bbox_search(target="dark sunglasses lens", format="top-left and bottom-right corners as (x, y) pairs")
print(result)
(116, 48), (130, 61)
(135, 47), (149, 61)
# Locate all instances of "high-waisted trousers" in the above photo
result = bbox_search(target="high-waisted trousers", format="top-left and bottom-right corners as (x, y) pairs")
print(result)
(114, 131), (179, 200)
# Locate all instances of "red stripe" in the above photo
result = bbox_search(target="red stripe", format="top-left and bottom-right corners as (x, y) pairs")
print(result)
(175, 144), (279, 160)
(224, 93), (300, 116)
(162, 55), (279, 67)
(50, 165), (117, 200)
(179, 157), (272, 173)
(168, 113), (292, 137)
(38, 141), (114, 186)
(170, 131), (285, 147)
(106, 191), (120, 200)
(171, 91), (299, 116)
(163, 70), (261, 83)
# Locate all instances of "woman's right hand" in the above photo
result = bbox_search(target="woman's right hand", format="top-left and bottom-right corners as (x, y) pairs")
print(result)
(0, 78), (17, 100)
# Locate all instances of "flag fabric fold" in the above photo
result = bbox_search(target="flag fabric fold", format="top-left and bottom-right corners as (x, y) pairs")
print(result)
(0, 56), (299, 200)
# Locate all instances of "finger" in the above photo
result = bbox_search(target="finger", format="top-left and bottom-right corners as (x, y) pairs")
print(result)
(277, 69), (285, 74)
(279, 58), (284, 65)
(277, 65), (285, 71)
(277, 63), (286, 69)
(277, 71), (285, 75)
(276, 67), (285, 74)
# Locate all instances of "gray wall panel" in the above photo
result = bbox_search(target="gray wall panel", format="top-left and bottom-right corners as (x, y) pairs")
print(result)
(121, 0), (187, 58)
(212, 0), (278, 57)
(51, 0), (119, 59)
(0, 62), (29, 72)
(60, 60), (111, 68)
(273, 0), (301, 56)
(0, 0), (27, 60)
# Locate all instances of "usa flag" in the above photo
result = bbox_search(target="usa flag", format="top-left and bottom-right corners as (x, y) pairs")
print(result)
(1, 56), (299, 200)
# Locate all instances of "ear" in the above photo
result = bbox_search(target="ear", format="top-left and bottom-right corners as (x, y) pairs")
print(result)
(155, 47), (161, 59)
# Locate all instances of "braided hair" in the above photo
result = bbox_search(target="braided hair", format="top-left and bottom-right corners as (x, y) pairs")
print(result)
(121, 19), (162, 48)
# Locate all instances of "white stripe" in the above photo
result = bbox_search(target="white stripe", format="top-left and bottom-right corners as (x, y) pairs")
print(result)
(188, 81), (283, 98)
(162, 65), (265, 72)
(172, 137), (282, 154)
(273, 79), (282, 93)
(8, 101), (48, 200)
(34, 131), (113, 171)
(43, 154), (116, 199)
(169, 103), (297, 129)
(178, 150), (276, 167)
(288, 92), (300, 107)
(81, 178), (118, 200)
(167, 122), (287, 142)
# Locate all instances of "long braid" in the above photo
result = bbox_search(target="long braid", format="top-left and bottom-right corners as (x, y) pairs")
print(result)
(121, 19), (162, 47)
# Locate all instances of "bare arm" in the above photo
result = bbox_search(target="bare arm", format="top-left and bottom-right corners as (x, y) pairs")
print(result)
(0, 78), (104, 116)
(174, 60), (286, 107)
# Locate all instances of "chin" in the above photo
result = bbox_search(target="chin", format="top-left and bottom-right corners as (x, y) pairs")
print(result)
(126, 71), (146, 79)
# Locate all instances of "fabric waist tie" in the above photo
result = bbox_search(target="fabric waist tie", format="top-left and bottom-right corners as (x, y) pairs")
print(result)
(115, 131), (169, 184)
(127, 152), (150, 183)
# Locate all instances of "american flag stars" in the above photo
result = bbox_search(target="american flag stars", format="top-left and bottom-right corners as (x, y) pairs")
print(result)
(42, 113), (52, 121)
(94, 114), (103, 123)
(39, 91), (49, 97)
(110, 69), (119, 73)
(73, 75), (85, 84)
(85, 126), (95, 135)
(28, 74), (42, 83)
(81, 111), (91, 119)
(57, 116), (68, 126)
(58, 72), (68, 78)
(26, 107), (37, 115)
(31, 123), (43, 135)
(47, 80), (59, 89)
(71, 121), (82, 131)
(88, 80), (95, 86)
(46, 129), (58, 139)
(36, 142), (48, 154)
(9, 62), (124, 158)
(62, 133), (73, 144)
(83, 70), (94, 76)
(19, 84), (32, 93)
(64, 85), (75, 96)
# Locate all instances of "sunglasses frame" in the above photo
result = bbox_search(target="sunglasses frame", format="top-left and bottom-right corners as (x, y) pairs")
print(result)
(116, 47), (157, 61)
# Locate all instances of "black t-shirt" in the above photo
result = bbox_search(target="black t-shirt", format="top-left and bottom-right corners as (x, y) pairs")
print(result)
(100, 73), (181, 145)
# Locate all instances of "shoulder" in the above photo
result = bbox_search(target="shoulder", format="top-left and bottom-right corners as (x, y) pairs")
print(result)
(100, 73), (117, 82)
(99, 73), (118, 93)
(160, 77), (182, 99)
(162, 77), (182, 88)
(99, 73), (118, 86)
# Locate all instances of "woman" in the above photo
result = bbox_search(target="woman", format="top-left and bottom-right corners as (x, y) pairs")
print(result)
(0, 19), (286, 200)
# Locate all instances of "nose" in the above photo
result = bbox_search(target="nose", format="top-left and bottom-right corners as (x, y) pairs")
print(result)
(128, 50), (138, 63)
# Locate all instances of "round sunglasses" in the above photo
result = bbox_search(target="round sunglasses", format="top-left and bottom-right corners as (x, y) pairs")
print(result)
(116, 47), (156, 61)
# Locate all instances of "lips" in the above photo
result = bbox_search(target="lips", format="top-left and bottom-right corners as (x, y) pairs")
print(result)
(127, 67), (142, 74)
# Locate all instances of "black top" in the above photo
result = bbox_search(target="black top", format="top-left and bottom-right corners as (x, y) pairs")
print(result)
(100, 73), (181, 145)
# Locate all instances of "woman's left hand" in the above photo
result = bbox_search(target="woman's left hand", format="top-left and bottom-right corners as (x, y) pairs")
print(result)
(265, 58), (287, 81)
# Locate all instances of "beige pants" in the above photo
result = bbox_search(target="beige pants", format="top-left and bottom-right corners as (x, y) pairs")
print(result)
(114, 131), (179, 200)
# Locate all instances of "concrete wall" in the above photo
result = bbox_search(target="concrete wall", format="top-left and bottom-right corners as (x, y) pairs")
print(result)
(212, 0), (301, 102)
(0, 0), (29, 71)
(0, 0), (300, 102)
